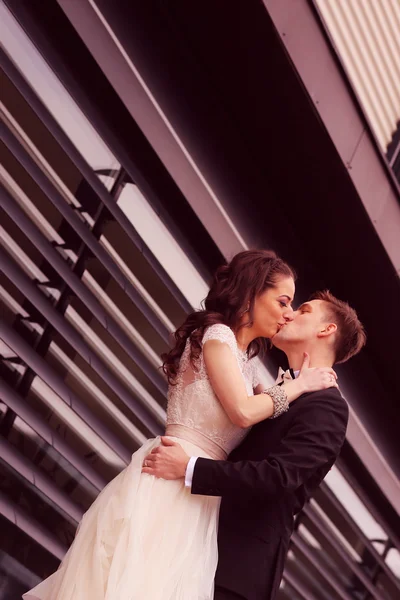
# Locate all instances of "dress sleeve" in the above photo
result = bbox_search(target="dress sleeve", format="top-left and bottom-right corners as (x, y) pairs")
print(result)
(202, 324), (238, 357)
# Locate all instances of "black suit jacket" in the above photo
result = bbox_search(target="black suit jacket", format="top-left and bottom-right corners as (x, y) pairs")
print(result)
(191, 387), (349, 600)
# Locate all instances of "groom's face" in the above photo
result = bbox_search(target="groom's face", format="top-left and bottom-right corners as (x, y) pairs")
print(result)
(271, 299), (330, 349)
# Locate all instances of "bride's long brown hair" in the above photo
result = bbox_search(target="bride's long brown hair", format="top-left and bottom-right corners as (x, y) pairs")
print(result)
(162, 250), (295, 384)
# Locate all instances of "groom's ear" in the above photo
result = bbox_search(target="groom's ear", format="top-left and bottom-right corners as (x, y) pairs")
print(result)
(317, 323), (337, 338)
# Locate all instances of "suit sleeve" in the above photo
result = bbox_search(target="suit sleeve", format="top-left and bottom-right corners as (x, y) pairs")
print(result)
(191, 393), (348, 498)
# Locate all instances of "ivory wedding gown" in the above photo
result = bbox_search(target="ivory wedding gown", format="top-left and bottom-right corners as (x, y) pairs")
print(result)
(24, 324), (259, 600)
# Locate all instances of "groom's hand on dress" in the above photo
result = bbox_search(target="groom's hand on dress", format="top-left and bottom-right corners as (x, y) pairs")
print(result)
(141, 437), (190, 480)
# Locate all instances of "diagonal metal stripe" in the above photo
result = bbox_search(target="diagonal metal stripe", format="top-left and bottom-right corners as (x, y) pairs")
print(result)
(0, 436), (83, 525)
(1, 318), (133, 463)
(302, 503), (385, 600)
(0, 255), (164, 436)
(0, 377), (107, 492)
(0, 120), (173, 347)
(0, 181), (168, 402)
(282, 568), (319, 600)
(318, 482), (400, 592)
(0, 45), (192, 314)
(337, 457), (400, 553)
(0, 490), (67, 560)
(291, 531), (354, 600)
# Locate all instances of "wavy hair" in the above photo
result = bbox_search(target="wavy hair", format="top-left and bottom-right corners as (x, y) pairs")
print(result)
(162, 250), (295, 384)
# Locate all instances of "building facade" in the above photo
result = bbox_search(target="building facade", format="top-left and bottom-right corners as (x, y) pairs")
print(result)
(1, 1), (400, 598)
(314, 0), (400, 173)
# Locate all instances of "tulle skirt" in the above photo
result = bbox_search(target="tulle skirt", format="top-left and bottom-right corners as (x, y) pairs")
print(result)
(23, 436), (221, 600)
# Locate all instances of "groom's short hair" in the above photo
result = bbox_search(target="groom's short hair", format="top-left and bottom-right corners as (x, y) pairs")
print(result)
(309, 290), (366, 364)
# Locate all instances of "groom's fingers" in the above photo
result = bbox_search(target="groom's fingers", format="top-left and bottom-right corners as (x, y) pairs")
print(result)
(141, 465), (155, 476)
(147, 439), (177, 459)
(145, 447), (171, 463)
(146, 454), (156, 463)
(161, 436), (178, 446)
(141, 453), (165, 476)
(141, 445), (189, 479)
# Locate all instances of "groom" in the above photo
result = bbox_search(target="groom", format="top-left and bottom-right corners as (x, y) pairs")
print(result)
(143, 290), (366, 599)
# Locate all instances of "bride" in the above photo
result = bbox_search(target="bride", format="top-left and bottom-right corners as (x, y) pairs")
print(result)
(24, 249), (332, 600)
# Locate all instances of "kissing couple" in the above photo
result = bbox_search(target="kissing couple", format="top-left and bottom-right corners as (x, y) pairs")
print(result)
(24, 249), (366, 600)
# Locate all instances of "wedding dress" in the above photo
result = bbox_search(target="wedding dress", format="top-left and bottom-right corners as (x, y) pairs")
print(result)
(24, 324), (259, 600)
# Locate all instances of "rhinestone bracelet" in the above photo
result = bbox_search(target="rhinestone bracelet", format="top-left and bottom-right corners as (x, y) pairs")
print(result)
(262, 385), (289, 419)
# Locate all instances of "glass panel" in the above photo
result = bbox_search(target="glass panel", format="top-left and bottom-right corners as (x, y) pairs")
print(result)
(313, 485), (377, 567)
(118, 183), (209, 308)
(0, 2), (120, 181)
(278, 579), (304, 600)
(0, 517), (59, 593)
(0, 165), (79, 265)
(299, 517), (367, 597)
(0, 460), (76, 545)
(0, 340), (27, 383)
(81, 266), (167, 365)
(309, 499), (362, 563)
(99, 224), (181, 331)
(299, 512), (372, 599)
(386, 547), (400, 578)
(47, 337), (146, 448)
(324, 466), (388, 544)
(29, 376), (125, 474)
(377, 551), (400, 600)
(3, 412), (98, 511)
(64, 299), (166, 421)
(285, 545), (342, 600)
(0, 220), (52, 289)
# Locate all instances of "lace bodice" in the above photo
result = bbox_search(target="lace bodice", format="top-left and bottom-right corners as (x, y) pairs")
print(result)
(166, 324), (260, 459)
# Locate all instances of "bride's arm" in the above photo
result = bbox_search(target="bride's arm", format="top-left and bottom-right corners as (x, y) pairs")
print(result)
(204, 340), (337, 428)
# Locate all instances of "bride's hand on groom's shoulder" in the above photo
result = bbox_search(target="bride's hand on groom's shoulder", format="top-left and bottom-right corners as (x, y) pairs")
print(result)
(141, 437), (190, 480)
(295, 352), (338, 394)
(283, 353), (338, 402)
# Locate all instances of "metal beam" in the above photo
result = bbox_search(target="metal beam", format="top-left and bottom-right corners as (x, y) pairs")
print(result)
(291, 532), (354, 600)
(1, 319), (133, 464)
(1, 247), (164, 436)
(337, 457), (400, 553)
(318, 482), (400, 592)
(0, 377), (107, 492)
(0, 45), (192, 313)
(282, 568), (319, 600)
(0, 120), (173, 348)
(0, 490), (67, 560)
(0, 170), (167, 402)
(0, 550), (41, 591)
(0, 437), (83, 525)
(302, 503), (384, 600)
(0, 175), (123, 438)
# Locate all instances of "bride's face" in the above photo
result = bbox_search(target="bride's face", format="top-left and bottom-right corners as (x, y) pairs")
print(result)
(249, 276), (295, 339)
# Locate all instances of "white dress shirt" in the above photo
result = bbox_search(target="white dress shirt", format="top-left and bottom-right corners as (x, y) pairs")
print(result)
(184, 369), (299, 488)
(185, 456), (198, 487)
